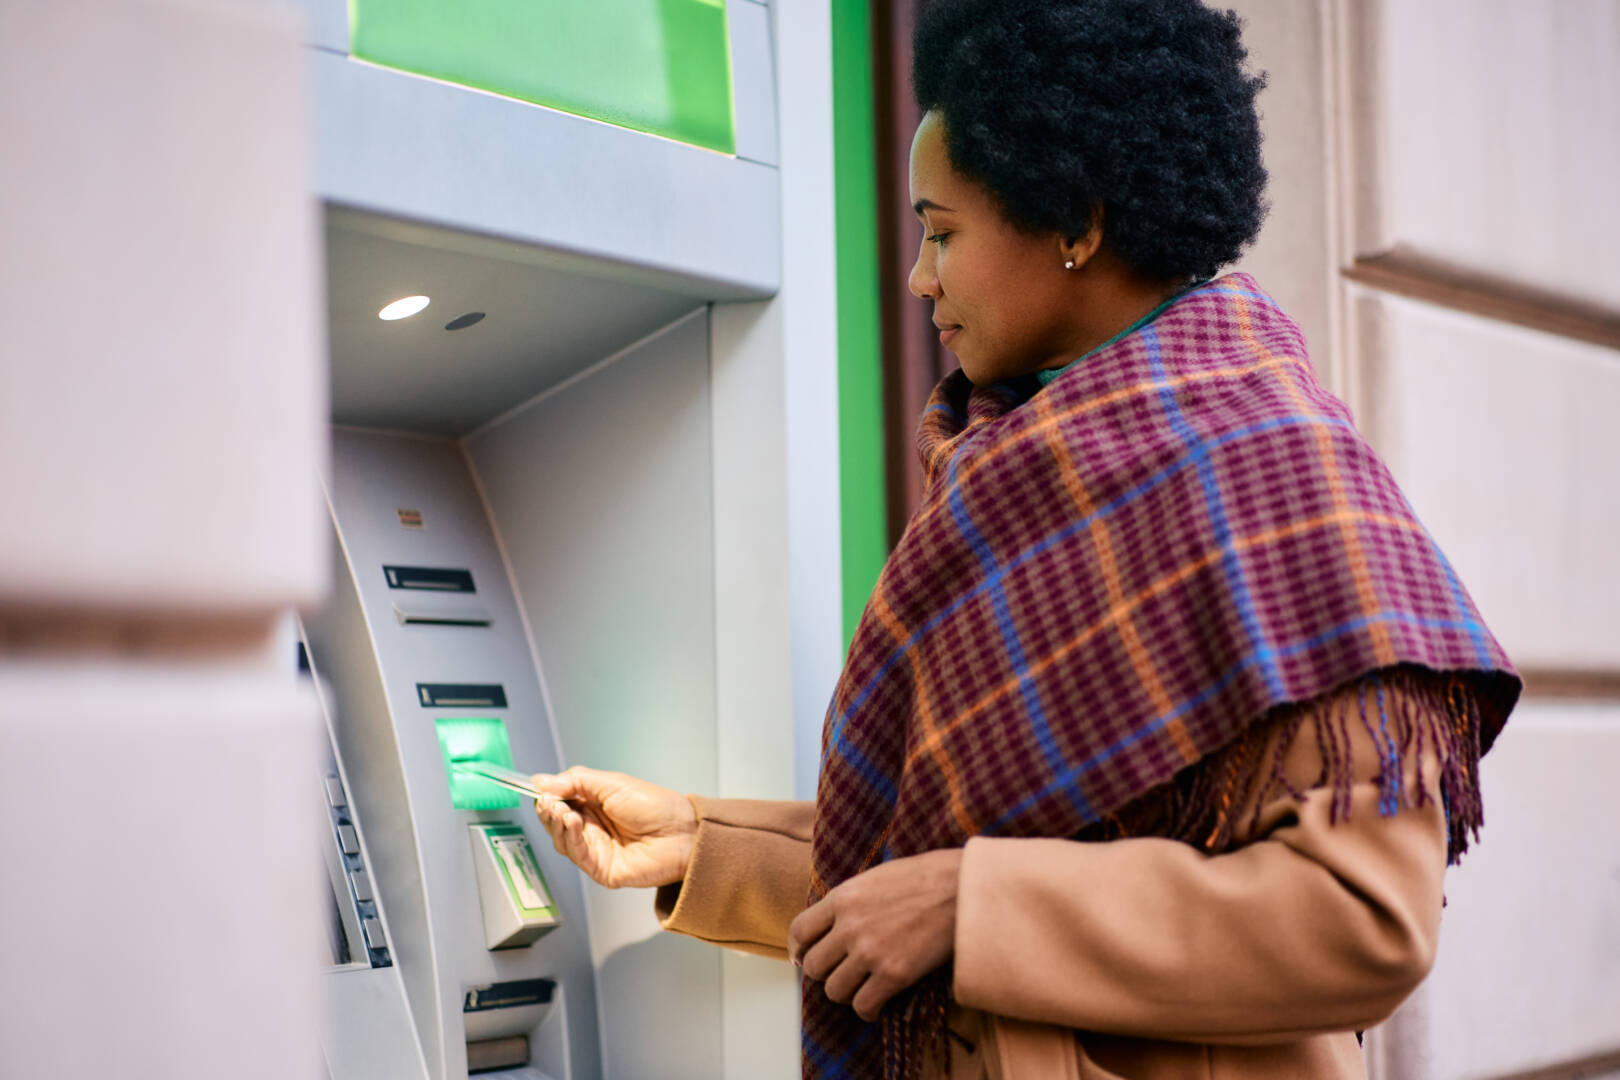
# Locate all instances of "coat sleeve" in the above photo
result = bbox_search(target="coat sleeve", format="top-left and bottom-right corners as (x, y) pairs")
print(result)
(654, 795), (814, 960)
(953, 677), (1451, 1045)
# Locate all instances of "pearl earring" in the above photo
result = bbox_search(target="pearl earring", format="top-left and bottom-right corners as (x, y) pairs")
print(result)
(1064, 260), (1075, 270)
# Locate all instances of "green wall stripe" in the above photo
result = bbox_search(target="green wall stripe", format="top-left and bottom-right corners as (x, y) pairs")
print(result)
(832, 0), (887, 647)
(350, 0), (736, 155)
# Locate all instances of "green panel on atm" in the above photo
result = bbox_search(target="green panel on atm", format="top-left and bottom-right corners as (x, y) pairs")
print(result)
(436, 716), (521, 810)
(350, 0), (736, 155)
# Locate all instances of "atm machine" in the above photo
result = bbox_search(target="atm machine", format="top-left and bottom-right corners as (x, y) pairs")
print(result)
(300, 210), (780, 1080)
(301, 398), (601, 1080)
(287, 3), (791, 1078)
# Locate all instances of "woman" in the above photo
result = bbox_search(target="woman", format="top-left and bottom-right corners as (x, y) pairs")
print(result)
(532, 1), (1518, 1077)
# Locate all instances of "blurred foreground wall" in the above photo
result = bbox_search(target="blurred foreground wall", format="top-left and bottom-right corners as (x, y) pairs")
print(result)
(0, 2), (326, 1077)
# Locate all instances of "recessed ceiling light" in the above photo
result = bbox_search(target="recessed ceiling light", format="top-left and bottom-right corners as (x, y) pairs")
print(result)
(445, 312), (486, 331)
(379, 295), (430, 321)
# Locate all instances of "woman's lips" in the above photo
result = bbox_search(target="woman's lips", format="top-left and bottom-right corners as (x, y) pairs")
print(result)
(938, 325), (961, 347)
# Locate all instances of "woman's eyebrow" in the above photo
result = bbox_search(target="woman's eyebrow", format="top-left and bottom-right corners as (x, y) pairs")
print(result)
(912, 198), (955, 217)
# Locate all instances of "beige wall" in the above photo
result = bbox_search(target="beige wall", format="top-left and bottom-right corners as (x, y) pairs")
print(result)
(1363, 0), (1620, 309)
(1230, 1), (1620, 1076)
(1224, 0), (1342, 389)
(0, 3), (326, 1078)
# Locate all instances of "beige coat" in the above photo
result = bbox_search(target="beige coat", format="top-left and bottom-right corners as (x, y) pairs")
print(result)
(655, 683), (1449, 1079)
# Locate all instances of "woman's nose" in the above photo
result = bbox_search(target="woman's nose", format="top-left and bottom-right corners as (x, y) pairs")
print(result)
(909, 241), (939, 300)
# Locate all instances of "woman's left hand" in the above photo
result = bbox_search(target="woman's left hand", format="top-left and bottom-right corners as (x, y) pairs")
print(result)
(787, 848), (964, 1022)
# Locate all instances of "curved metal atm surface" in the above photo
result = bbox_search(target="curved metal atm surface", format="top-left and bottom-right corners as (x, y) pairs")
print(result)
(305, 429), (599, 1080)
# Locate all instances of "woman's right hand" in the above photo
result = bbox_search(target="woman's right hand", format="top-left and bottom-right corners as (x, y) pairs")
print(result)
(530, 766), (697, 889)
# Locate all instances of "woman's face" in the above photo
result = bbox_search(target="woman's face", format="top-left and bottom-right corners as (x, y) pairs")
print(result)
(908, 110), (1083, 385)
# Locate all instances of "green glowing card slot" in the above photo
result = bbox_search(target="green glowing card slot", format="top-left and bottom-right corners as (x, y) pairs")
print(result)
(435, 716), (520, 810)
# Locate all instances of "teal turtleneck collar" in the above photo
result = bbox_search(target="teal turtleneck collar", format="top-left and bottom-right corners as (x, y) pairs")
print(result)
(1035, 285), (1200, 387)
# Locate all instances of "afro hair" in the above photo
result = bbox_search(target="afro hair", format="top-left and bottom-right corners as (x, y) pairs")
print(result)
(913, 0), (1269, 282)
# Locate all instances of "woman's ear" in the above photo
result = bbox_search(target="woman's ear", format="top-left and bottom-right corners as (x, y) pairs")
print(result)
(1059, 205), (1105, 271)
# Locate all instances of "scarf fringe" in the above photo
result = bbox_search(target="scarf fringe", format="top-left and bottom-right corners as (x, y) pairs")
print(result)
(878, 667), (1487, 1079)
(1095, 665), (1486, 862)
(884, 973), (950, 1080)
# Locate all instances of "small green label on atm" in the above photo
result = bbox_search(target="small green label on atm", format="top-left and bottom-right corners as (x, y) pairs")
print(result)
(492, 834), (551, 911)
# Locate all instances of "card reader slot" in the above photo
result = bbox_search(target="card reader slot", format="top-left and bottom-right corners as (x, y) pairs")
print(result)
(383, 565), (476, 593)
(417, 683), (508, 708)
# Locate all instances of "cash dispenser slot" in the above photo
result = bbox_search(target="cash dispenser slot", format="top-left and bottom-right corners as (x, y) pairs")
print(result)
(465, 978), (555, 1012)
(463, 978), (556, 1074)
(383, 565), (476, 592)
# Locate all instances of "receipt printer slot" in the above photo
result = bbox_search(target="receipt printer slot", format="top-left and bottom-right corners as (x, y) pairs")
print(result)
(392, 599), (491, 627)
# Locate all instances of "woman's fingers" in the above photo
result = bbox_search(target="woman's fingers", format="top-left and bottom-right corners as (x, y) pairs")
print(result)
(804, 929), (893, 1020)
(850, 972), (900, 1023)
(537, 800), (573, 853)
(535, 792), (593, 838)
(537, 794), (580, 830)
(787, 895), (836, 966)
(821, 953), (871, 1007)
(790, 852), (963, 1020)
(530, 773), (567, 800)
(531, 766), (694, 889)
(797, 922), (848, 983)
(532, 765), (625, 804)
(566, 808), (588, 850)
(535, 795), (595, 871)
(533, 795), (567, 841)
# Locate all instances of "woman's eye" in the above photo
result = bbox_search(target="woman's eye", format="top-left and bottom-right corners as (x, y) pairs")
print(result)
(927, 232), (951, 247)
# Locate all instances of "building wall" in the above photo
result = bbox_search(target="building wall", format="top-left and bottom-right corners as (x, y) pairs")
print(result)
(0, 3), (327, 1078)
(1229, 2), (1620, 1076)
(1223, 0), (1342, 390)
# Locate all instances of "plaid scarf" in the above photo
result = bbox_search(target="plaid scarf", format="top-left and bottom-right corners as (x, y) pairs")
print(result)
(803, 275), (1518, 1079)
